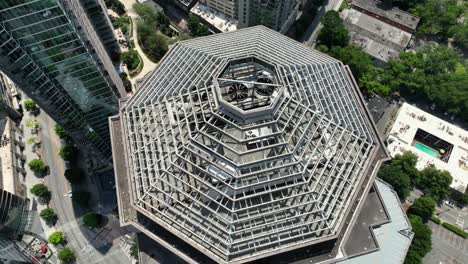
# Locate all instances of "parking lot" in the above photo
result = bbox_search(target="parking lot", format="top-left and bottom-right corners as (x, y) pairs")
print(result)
(423, 222), (468, 264)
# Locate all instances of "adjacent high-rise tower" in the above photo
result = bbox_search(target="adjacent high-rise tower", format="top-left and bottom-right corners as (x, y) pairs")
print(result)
(0, 0), (126, 156)
(200, 0), (300, 32)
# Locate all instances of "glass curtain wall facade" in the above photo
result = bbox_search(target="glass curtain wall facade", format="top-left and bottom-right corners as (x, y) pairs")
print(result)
(0, 0), (124, 155)
(0, 188), (29, 263)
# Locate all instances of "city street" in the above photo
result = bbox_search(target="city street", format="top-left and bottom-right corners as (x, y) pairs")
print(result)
(20, 97), (133, 264)
(302, 0), (344, 47)
(435, 202), (467, 229)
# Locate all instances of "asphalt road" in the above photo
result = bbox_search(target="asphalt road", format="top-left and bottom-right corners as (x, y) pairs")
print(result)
(302, 0), (344, 47)
(35, 112), (132, 264)
(423, 221), (468, 264)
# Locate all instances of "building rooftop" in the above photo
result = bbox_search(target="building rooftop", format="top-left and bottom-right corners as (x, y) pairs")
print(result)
(190, 3), (237, 32)
(340, 179), (413, 264)
(387, 103), (468, 192)
(343, 8), (412, 62)
(0, 116), (14, 194)
(112, 26), (386, 263)
(351, 0), (420, 31)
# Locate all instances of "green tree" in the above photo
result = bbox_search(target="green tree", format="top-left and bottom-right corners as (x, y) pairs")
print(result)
(410, 0), (462, 39)
(318, 11), (349, 48)
(64, 167), (84, 184)
(54, 125), (68, 139)
(57, 247), (75, 263)
(120, 50), (140, 71)
(59, 145), (78, 162)
(409, 197), (436, 222)
(30, 184), (51, 201)
(40, 208), (57, 223)
(378, 164), (411, 199)
(26, 136), (38, 145)
(48, 231), (65, 245)
(137, 23), (169, 62)
(377, 151), (419, 199)
(24, 99), (36, 112)
(28, 159), (47, 173)
(418, 167), (452, 202)
(25, 119), (39, 128)
(405, 214), (432, 262)
(82, 212), (102, 228)
(383, 45), (468, 122)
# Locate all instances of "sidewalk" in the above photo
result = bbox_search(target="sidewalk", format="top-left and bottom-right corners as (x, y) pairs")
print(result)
(118, 0), (157, 86)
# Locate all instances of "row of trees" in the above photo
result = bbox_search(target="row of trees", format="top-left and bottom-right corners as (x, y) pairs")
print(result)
(133, 3), (170, 62)
(318, 11), (468, 122)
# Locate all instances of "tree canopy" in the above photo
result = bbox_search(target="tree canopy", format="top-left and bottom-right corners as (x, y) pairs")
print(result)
(410, 0), (464, 39)
(404, 214), (432, 263)
(187, 16), (210, 37)
(120, 50), (140, 71)
(82, 212), (102, 228)
(30, 184), (51, 203)
(59, 145), (78, 162)
(54, 125), (68, 139)
(409, 197), (436, 222)
(28, 159), (47, 173)
(418, 167), (452, 202)
(48, 231), (65, 245)
(318, 11), (349, 48)
(378, 151), (419, 199)
(137, 22), (168, 62)
(57, 247), (75, 263)
(24, 99), (36, 112)
(40, 208), (57, 223)
(383, 45), (468, 122)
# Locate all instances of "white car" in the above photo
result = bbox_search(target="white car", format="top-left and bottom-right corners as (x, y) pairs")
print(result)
(445, 200), (455, 208)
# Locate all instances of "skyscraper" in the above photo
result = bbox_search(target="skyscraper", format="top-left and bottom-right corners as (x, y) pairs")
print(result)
(0, 189), (29, 263)
(0, 0), (126, 156)
(199, 0), (300, 32)
(110, 27), (388, 263)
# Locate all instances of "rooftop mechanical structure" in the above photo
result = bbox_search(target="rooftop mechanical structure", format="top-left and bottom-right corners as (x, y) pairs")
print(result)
(110, 26), (387, 264)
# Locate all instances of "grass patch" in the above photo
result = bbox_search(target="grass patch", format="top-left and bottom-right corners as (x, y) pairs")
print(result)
(339, 1), (349, 11)
(442, 222), (468, 238)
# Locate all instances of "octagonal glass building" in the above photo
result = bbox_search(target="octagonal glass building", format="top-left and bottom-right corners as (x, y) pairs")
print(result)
(110, 26), (388, 264)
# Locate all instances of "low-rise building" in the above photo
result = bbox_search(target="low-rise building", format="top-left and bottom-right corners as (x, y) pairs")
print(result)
(342, 0), (420, 63)
(387, 103), (468, 192)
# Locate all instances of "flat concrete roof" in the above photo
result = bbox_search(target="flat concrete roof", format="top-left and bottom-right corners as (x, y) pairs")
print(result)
(0, 116), (15, 194)
(340, 180), (413, 264)
(190, 3), (237, 32)
(343, 8), (412, 62)
(387, 103), (468, 192)
(351, 0), (420, 30)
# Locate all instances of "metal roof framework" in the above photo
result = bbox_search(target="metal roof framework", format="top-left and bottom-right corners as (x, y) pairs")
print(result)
(119, 26), (378, 263)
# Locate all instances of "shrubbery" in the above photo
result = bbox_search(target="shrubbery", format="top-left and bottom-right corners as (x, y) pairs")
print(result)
(442, 222), (468, 238)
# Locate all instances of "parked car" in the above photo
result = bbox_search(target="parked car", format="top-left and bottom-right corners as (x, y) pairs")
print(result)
(445, 200), (455, 208)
